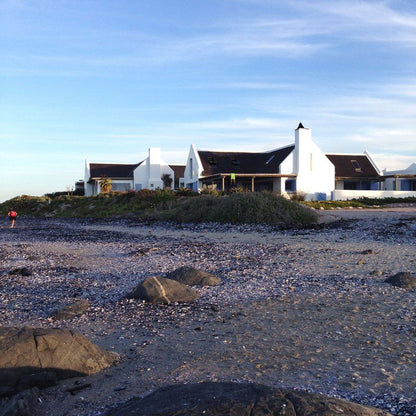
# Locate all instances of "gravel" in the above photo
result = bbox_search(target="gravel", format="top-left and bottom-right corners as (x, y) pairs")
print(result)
(0, 211), (415, 416)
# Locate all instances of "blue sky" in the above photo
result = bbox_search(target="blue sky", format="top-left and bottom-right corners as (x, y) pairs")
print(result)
(1, 0), (416, 202)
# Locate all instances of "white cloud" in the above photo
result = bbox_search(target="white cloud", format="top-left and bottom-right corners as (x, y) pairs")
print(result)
(372, 153), (416, 171)
(295, 0), (416, 45)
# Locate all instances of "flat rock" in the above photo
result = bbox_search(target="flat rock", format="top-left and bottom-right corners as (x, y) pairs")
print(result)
(54, 299), (91, 320)
(0, 388), (40, 416)
(105, 382), (390, 416)
(384, 272), (416, 289)
(129, 276), (200, 304)
(164, 266), (221, 286)
(0, 327), (118, 397)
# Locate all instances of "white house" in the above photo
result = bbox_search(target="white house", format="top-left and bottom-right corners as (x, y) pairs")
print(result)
(84, 148), (184, 196)
(184, 123), (336, 201)
(84, 160), (140, 197)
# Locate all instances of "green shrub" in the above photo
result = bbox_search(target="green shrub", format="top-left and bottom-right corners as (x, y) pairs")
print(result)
(175, 187), (198, 197)
(140, 192), (318, 226)
(289, 191), (306, 202)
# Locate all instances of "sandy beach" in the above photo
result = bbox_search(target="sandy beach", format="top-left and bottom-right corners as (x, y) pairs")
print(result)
(0, 208), (415, 415)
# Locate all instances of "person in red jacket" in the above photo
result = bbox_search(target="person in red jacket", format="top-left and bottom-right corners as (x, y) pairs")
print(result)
(8, 209), (17, 228)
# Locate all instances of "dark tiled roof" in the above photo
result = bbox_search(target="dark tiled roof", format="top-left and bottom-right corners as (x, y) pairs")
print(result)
(169, 165), (186, 178)
(326, 155), (380, 178)
(198, 145), (294, 176)
(89, 163), (141, 180)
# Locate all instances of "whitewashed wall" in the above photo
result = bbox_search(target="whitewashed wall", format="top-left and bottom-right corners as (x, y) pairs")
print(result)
(333, 190), (416, 200)
(84, 160), (93, 197)
(294, 126), (335, 201)
(184, 144), (204, 191)
(134, 148), (174, 190)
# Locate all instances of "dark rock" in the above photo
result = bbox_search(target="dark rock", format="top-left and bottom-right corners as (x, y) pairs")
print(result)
(54, 299), (91, 320)
(0, 388), (40, 416)
(165, 266), (221, 286)
(361, 249), (374, 255)
(129, 276), (200, 304)
(9, 268), (32, 277)
(0, 327), (118, 397)
(105, 382), (390, 416)
(65, 383), (92, 395)
(385, 272), (416, 289)
(18, 372), (57, 391)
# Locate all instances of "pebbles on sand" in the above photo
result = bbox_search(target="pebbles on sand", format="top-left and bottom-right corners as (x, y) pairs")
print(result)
(0, 210), (415, 416)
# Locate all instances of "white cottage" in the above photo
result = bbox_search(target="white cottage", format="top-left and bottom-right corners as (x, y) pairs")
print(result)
(184, 123), (335, 201)
(85, 148), (183, 196)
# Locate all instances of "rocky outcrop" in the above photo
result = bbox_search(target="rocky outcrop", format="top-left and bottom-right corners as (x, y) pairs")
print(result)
(165, 266), (221, 286)
(129, 276), (200, 304)
(0, 327), (118, 397)
(105, 382), (390, 416)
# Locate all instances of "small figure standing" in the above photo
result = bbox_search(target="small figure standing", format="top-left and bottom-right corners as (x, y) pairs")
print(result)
(8, 209), (17, 228)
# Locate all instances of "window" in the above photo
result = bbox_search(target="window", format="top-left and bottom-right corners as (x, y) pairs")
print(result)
(285, 179), (296, 191)
(266, 154), (275, 164)
(351, 160), (362, 173)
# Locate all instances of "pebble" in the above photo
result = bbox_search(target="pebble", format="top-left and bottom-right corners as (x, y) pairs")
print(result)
(0, 215), (415, 415)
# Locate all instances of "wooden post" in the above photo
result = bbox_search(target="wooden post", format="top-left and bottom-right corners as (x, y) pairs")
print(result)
(251, 176), (255, 192)
(222, 176), (225, 191)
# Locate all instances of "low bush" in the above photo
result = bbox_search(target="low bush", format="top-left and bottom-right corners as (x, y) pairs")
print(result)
(140, 192), (318, 226)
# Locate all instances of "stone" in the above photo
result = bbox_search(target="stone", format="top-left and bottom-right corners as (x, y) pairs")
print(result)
(165, 266), (221, 286)
(9, 268), (32, 277)
(105, 382), (390, 416)
(384, 272), (416, 289)
(0, 388), (40, 416)
(129, 276), (200, 304)
(54, 299), (91, 320)
(0, 327), (118, 397)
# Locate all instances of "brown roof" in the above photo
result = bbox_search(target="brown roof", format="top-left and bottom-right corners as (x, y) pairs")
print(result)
(198, 145), (294, 176)
(169, 165), (185, 178)
(326, 155), (380, 178)
(89, 163), (141, 180)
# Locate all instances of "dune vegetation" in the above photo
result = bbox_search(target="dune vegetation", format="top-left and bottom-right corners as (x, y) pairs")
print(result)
(0, 190), (318, 227)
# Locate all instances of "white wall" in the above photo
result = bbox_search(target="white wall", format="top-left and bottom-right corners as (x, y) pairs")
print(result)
(184, 144), (204, 191)
(84, 159), (93, 196)
(294, 126), (335, 200)
(333, 190), (416, 200)
(134, 148), (174, 190)
(279, 150), (295, 174)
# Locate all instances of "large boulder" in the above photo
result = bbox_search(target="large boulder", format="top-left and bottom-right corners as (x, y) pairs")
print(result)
(129, 276), (200, 304)
(0, 327), (118, 397)
(165, 266), (221, 286)
(105, 382), (390, 416)
(385, 272), (416, 289)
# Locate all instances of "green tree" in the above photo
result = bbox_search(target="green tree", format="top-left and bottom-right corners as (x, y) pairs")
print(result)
(161, 173), (173, 189)
(99, 176), (113, 193)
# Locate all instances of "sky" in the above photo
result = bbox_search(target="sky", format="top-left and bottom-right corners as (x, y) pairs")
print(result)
(1, 0), (416, 202)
